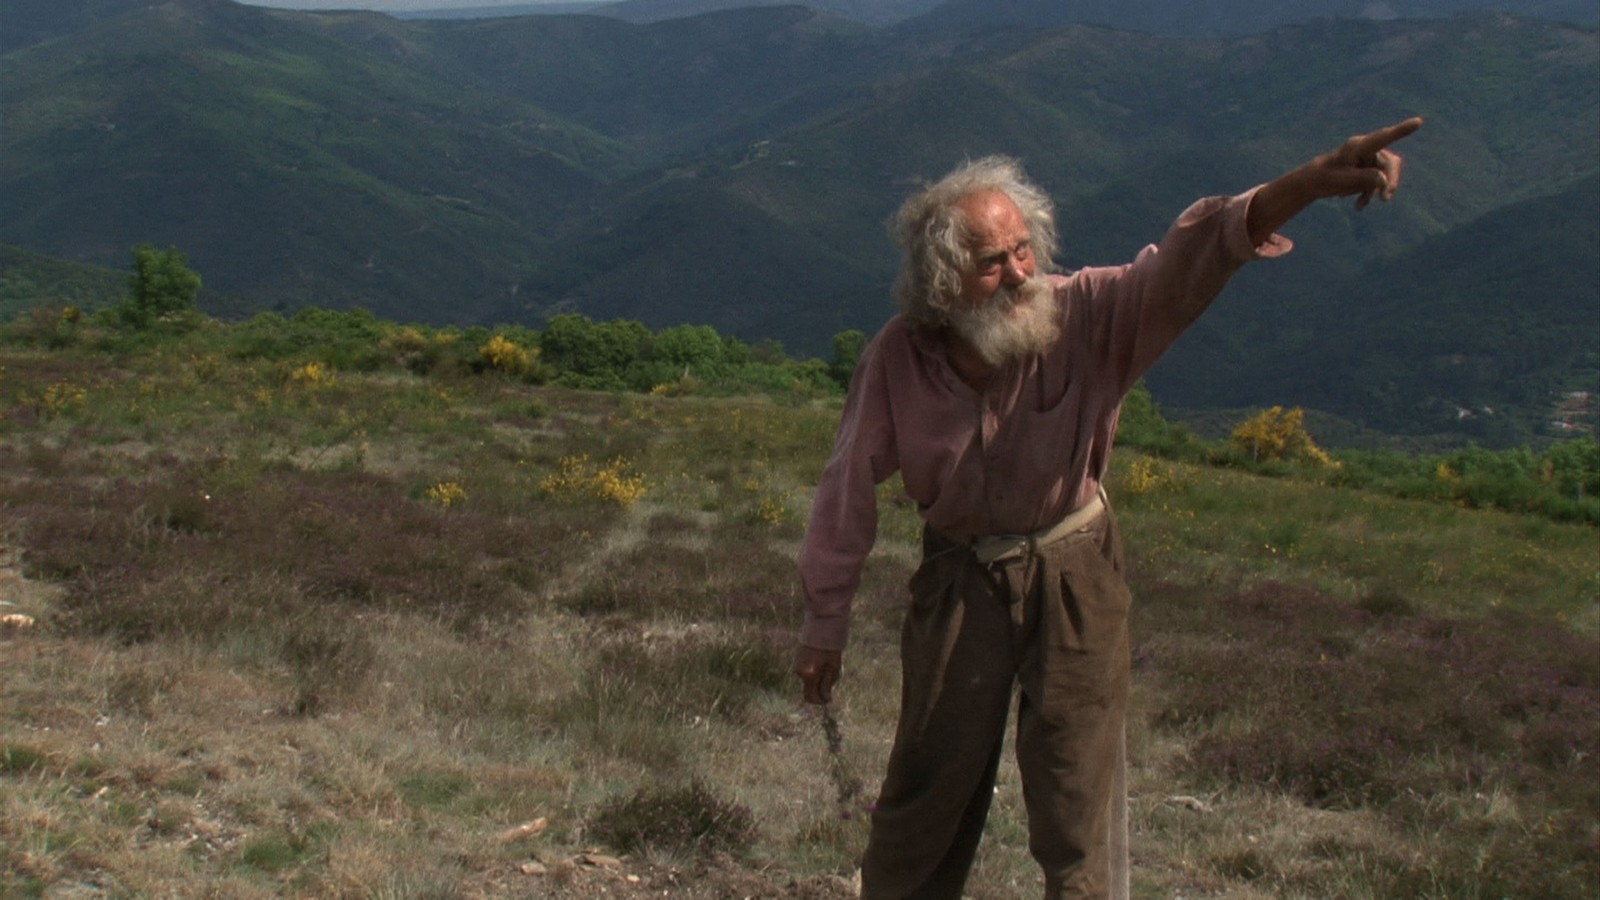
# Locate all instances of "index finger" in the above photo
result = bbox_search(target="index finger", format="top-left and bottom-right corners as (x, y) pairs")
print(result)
(1351, 116), (1424, 156)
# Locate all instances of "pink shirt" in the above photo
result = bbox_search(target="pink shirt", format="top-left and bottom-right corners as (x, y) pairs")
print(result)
(798, 188), (1292, 651)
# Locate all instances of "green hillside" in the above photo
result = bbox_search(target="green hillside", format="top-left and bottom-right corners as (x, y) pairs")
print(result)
(683, 16), (1599, 443)
(515, 179), (884, 345)
(2, 0), (638, 323)
(1, 0), (1595, 446)
(395, 6), (880, 157)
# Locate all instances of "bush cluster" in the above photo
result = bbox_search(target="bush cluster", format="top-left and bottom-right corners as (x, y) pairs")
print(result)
(586, 779), (758, 858)
(1118, 384), (1600, 525)
(539, 454), (650, 507)
(8, 267), (1596, 527)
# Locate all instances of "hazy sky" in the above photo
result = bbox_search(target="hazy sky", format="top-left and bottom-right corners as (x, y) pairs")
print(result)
(240, 0), (585, 9)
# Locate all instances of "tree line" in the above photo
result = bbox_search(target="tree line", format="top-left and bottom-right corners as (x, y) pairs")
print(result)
(6, 244), (1596, 525)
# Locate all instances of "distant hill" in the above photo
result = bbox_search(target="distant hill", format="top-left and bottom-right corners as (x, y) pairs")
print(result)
(903, 0), (1600, 34)
(0, 246), (126, 322)
(3, 0), (641, 324)
(8, 0), (1594, 52)
(1, 0), (1595, 445)
(1152, 176), (1600, 442)
(0, 0), (146, 51)
(403, 0), (1600, 30)
(588, 0), (939, 27)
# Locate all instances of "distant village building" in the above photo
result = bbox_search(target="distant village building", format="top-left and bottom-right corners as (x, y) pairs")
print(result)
(1551, 391), (1596, 435)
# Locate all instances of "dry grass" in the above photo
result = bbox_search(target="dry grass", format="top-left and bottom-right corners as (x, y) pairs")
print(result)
(2, 343), (1596, 897)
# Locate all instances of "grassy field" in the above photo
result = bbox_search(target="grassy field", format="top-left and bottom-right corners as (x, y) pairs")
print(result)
(2, 342), (1596, 898)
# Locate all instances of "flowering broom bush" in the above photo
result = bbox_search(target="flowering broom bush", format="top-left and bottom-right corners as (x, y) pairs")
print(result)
(539, 454), (649, 507)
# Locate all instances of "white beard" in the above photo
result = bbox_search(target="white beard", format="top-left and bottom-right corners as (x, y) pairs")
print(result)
(947, 275), (1061, 367)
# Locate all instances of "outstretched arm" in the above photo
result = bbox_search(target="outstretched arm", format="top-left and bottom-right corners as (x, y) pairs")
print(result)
(1247, 117), (1423, 247)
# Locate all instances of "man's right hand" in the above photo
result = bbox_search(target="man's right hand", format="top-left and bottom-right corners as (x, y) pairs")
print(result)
(794, 644), (843, 705)
(1246, 116), (1422, 246)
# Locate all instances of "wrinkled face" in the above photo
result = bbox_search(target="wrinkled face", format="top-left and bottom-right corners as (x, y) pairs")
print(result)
(957, 190), (1037, 309)
(945, 189), (1059, 366)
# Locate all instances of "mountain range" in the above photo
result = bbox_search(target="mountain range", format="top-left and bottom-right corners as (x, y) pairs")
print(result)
(2, 0), (1596, 445)
(326, 0), (1600, 30)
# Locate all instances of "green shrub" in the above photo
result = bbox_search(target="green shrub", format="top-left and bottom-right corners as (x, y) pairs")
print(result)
(116, 244), (202, 332)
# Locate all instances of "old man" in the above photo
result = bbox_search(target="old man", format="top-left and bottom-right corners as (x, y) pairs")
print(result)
(795, 118), (1422, 898)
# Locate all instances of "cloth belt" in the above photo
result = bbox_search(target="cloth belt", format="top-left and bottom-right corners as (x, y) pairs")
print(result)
(970, 490), (1107, 566)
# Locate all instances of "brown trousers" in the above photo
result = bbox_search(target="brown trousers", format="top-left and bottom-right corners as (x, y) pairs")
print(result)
(859, 507), (1132, 900)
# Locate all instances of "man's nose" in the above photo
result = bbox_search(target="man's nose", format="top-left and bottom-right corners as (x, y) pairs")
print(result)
(1002, 256), (1029, 285)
